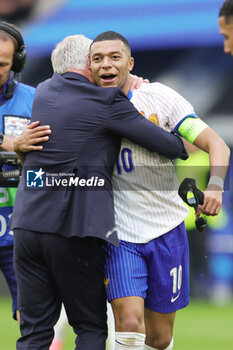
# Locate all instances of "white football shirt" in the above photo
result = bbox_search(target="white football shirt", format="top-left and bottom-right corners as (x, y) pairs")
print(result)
(113, 82), (193, 243)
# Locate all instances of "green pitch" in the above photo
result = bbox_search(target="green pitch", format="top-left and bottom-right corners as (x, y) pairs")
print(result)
(1, 297), (233, 350)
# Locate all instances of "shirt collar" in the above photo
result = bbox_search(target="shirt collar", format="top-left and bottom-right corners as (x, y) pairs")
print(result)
(127, 89), (133, 100)
(61, 72), (91, 84)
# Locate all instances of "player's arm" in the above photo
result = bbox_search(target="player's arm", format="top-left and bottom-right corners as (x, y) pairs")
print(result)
(176, 116), (230, 216)
(14, 121), (51, 163)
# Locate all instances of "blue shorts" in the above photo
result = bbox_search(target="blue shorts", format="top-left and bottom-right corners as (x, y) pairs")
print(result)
(104, 222), (189, 313)
(0, 246), (18, 319)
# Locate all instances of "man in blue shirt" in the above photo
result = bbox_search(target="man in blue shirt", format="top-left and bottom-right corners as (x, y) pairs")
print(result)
(0, 21), (49, 323)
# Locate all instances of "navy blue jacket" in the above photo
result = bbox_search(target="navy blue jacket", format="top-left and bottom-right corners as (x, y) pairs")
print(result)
(11, 72), (187, 246)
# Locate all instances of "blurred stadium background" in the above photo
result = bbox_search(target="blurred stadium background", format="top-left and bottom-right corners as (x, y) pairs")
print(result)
(0, 0), (233, 349)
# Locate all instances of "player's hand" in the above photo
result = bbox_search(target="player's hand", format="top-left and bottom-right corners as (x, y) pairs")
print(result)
(196, 184), (223, 217)
(130, 74), (149, 91)
(14, 121), (51, 153)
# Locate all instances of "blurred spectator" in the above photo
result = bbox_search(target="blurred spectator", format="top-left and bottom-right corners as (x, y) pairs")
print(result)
(206, 151), (233, 303)
(0, 0), (67, 87)
(0, 0), (66, 25)
(0, 0), (36, 23)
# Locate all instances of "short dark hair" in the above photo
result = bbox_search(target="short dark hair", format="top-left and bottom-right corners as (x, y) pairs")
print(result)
(91, 31), (131, 56)
(219, 0), (233, 23)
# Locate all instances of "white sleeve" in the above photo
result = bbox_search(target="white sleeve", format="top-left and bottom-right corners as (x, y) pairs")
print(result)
(156, 83), (195, 131)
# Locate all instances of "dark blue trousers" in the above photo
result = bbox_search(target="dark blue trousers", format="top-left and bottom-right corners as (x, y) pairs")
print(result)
(14, 229), (107, 350)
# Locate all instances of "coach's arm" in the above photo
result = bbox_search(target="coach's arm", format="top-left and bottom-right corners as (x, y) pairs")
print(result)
(107, 89), (189, 160)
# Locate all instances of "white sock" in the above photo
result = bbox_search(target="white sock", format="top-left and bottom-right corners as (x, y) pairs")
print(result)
(144, 337), (174, 350)
(107, 302), (115, 350)
(115, 332), (146, 349)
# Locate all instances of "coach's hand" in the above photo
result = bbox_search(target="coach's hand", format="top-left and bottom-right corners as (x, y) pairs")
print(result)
(130, 74), (149, 90)
(14, 121), (51, 153)
(196, 184), (223, 217)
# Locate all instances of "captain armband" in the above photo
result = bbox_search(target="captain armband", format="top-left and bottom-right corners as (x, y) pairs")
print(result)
(177, 117), (208, 144)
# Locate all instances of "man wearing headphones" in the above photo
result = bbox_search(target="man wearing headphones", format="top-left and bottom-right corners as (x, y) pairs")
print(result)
(0, 21), (35, 323)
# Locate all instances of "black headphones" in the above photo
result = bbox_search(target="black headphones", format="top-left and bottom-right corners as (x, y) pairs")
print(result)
(0, 21), (26, 73)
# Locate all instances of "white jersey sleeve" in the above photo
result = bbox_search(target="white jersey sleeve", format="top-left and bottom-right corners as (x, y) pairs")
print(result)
(112, 83), (191, 243)
(148, 82), (195, 131)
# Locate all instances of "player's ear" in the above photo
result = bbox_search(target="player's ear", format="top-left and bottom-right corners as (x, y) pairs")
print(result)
(128, 57), (134, 72)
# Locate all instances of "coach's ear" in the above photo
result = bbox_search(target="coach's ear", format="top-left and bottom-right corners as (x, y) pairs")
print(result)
(86, 55), (95, 83)
(87, 54), (91, 70)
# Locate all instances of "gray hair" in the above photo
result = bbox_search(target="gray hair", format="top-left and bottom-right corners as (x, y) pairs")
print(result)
(51, 34), (92, 74)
